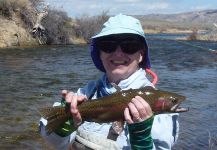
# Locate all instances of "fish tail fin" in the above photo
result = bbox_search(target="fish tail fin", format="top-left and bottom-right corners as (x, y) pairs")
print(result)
(39, 106), (71, 134)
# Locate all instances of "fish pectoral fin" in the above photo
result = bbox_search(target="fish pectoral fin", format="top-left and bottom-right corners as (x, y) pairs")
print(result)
(111, 83), (122, 92)
(111, 120), (124, 135)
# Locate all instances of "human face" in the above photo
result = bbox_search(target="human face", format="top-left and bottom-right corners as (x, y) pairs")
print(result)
(99, 36), (144, 84)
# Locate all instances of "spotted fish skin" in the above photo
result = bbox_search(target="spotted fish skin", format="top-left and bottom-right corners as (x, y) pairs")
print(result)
(40, 87), (187, 134)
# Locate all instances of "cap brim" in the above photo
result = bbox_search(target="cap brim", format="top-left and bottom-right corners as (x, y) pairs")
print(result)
(92, 28), (145, 39)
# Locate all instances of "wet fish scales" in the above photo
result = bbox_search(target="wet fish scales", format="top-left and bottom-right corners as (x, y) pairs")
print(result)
(40, 87), (188, 134)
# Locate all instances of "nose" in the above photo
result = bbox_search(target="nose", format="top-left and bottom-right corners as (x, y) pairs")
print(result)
(114, 46), (124, 55)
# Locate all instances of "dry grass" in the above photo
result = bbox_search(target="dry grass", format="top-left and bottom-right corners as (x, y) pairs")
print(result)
(0, 0), (30, 16)
(198, 32), (217, 41)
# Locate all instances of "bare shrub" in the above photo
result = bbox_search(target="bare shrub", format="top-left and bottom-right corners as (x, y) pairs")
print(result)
(0, 0), (31, 15)
(42, 9), (71, 44)
(29, 0), (43, 8)
(0, 0), (39, 29)
(74, 11), (109, 42)
(187, 28), (198, 40)
(0, 0), (14, 18)
(18, 1), (37, 29)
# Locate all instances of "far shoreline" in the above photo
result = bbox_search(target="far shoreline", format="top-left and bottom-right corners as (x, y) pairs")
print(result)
(1, 31), (216, 49)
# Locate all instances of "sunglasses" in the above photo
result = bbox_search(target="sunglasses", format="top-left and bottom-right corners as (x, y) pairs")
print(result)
(96, 38), (145, 55)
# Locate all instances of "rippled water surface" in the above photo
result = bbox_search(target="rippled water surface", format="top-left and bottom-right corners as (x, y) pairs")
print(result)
(0, 37), (217, 149)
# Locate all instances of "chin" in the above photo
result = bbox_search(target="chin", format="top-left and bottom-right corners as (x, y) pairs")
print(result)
(111, 68), (125, 74)
(110, 69), (128, 79)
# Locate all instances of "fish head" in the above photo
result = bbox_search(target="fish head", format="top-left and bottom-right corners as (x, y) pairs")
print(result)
(151, 89), (188, 113)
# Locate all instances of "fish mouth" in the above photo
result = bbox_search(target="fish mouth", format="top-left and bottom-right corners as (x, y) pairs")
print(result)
(170, 103), (189, 113)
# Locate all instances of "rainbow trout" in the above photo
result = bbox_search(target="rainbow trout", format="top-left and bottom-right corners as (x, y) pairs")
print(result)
(40, 87), (188, 134)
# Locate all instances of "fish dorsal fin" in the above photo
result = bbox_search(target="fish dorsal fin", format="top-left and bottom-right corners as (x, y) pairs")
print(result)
(111, 83), (122, 92)
(143, 86), (158, 92)
(139, 86), (157, 96)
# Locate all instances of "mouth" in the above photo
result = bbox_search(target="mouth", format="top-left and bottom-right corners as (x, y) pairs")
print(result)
(170, 103), (189, 113)
(111, 60), (127, 66)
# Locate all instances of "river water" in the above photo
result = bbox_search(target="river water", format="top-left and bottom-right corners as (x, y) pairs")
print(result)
(0, 36), (217, 149)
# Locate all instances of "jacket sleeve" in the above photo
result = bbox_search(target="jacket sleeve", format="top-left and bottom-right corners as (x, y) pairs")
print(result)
(151, 114), (179, 150)
(128, 116), (154, 150)
(128, 114), (179, 150)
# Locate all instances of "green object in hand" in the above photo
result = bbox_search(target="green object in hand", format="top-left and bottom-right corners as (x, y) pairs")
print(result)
(128, 116), (154, 150)
(54, 98), (76, 137)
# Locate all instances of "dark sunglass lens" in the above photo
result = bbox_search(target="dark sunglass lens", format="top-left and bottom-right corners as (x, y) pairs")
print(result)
(97, 41), (117, 53)
(121, 41), (144, 54)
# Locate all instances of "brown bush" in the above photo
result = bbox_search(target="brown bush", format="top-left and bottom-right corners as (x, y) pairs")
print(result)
(0, 0), (40, 29)
(187, 29), (198, 40)
(29, 0), (43, 8)
(74, 11), (109, 42)
(42, 9), (71, 44)
(0, 0), (14, 18)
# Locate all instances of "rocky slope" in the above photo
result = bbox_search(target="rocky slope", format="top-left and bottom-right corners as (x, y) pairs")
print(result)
(0, 16), (37, 48)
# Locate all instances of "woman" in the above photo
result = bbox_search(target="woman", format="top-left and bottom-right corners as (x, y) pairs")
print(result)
(40, 14), (179, 150)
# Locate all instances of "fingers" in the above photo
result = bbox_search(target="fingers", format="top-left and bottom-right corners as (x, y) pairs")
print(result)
(128, 100), (143, 122)
(124, 108), (134, 124)
(61, 90), (87, 127)
(62, 89), (87, 103)
(134, 96), (153, 119)
(66, 92), (78, 113)
(77, 95), (88, 103)
(61, 89), (68, 98)
(125, 96), (153, 124)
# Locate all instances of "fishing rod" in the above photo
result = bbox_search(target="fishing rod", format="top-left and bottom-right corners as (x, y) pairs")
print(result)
(147, 23), (217, 53)
(145, 34), (217, 85)
(148, 36), (217, 54)
(172, 39), (216, 53)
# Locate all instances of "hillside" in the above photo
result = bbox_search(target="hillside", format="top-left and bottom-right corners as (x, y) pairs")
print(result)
(138, 9), (217, 33)
(143, 9), (217, 24)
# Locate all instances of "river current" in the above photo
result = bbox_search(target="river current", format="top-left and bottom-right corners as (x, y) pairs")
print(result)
(0, 36), (217, 149)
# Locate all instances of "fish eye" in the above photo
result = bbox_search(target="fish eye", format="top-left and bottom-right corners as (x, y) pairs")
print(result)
(170, 96), (178, 103)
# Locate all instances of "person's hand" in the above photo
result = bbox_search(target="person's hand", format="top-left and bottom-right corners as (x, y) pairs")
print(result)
(124, 96), (153, 124)
(62, 90), (87, 127)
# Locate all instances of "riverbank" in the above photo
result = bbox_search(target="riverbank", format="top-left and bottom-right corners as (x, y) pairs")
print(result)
(1, 17), (216, 48)
(197, 31), (217, 41)
(0, 12), (217, 48)
(0, 0), (216, 48)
